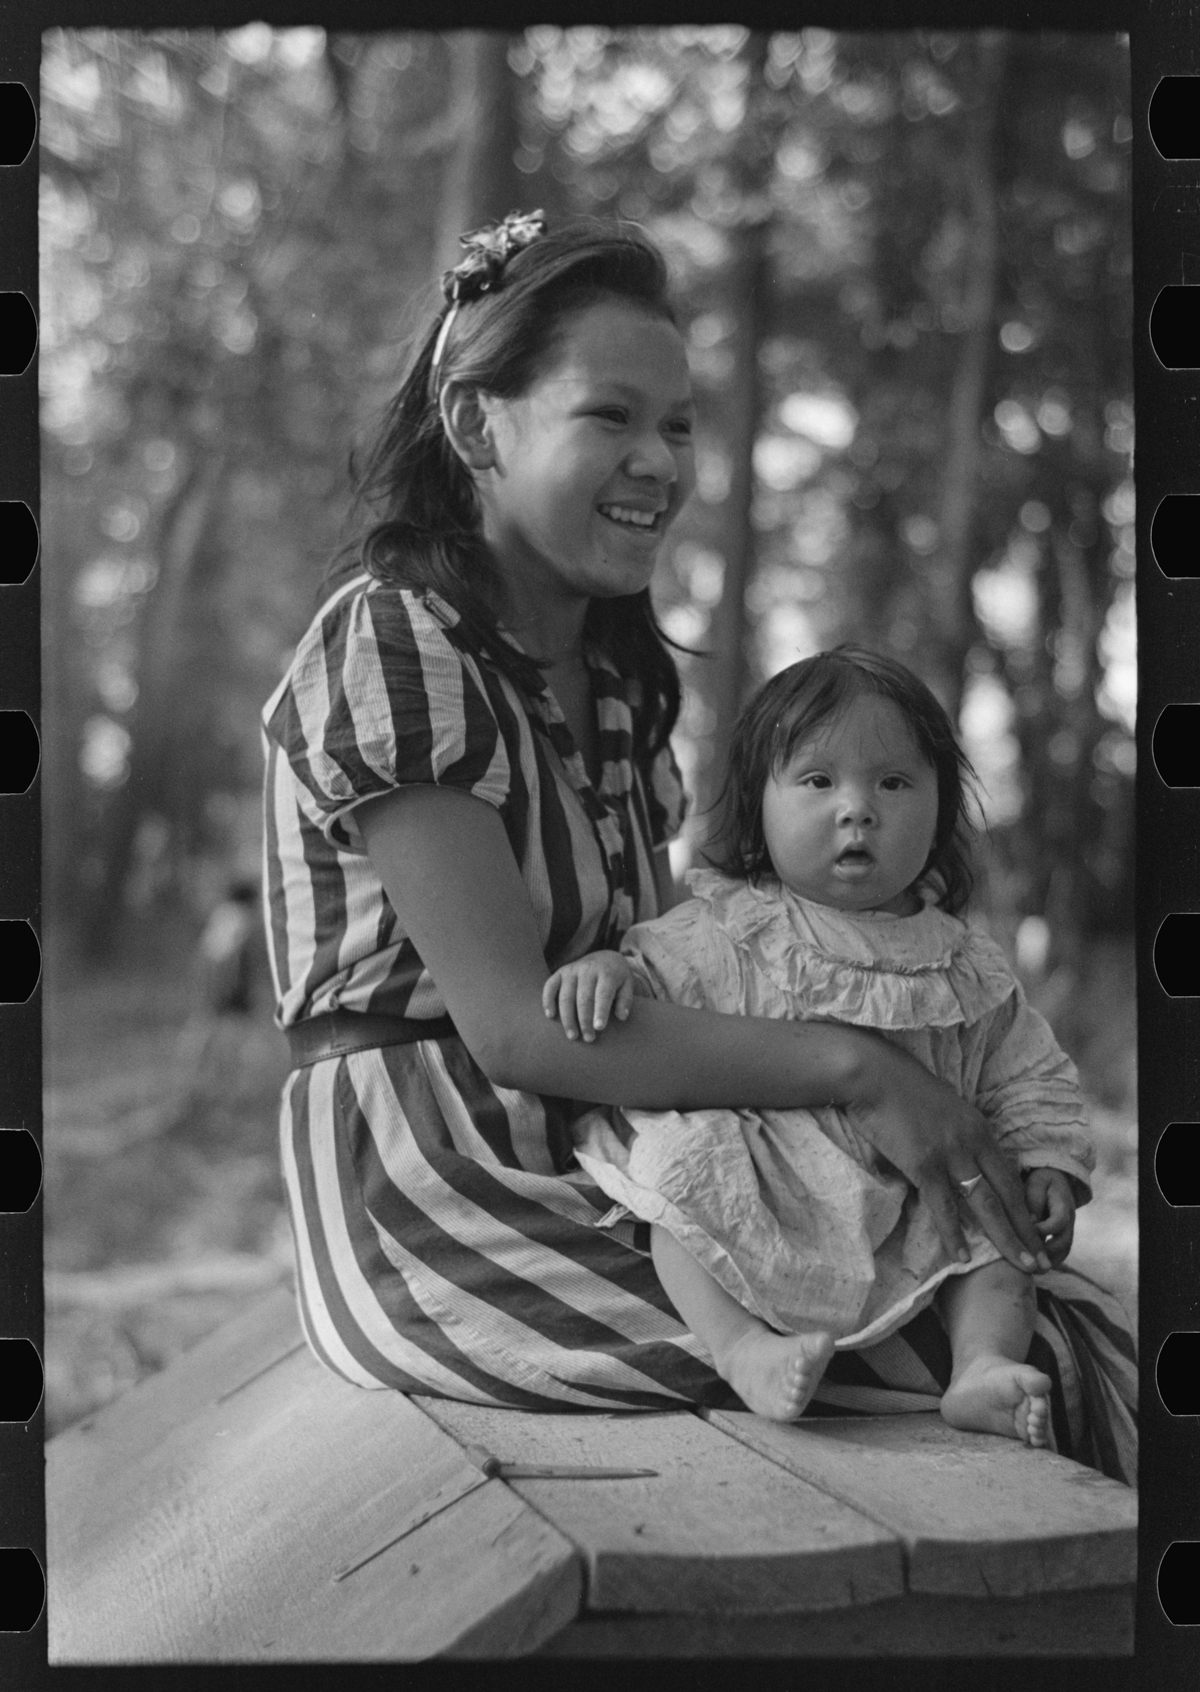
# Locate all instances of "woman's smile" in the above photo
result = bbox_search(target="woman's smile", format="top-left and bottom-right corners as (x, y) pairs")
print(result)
(597, 501), (665, 535)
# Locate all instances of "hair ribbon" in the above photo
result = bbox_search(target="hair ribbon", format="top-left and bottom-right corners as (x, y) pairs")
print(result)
(430, 209), (547, 393)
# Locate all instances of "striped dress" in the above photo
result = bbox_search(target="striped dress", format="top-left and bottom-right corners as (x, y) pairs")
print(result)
(262, 574), (1136, 1485)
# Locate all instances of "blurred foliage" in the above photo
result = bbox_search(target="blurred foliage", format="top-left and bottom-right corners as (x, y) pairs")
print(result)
(41, 25), (1134, 980)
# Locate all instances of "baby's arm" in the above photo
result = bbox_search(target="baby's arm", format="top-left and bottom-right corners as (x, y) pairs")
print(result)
(973, 981), (1096, 1201)
(971, 972), (1094, 1272)
(1022, 1167), (1076, 1265)
(543, 951), (642, 1043)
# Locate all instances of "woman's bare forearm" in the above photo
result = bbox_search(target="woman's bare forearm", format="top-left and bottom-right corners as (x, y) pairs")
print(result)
(481, 987), (873, 1110)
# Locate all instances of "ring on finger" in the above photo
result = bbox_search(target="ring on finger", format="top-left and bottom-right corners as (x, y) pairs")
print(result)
(957, 1174), (984, 1196)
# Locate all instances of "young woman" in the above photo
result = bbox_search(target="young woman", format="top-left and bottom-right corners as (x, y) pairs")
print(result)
(261, 213), (1135, 1480)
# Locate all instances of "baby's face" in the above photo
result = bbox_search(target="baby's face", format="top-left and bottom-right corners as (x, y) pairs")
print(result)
(761, 694), (939, 915)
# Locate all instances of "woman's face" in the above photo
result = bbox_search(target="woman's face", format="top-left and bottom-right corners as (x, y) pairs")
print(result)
(760, 693), (940, 915)
(472, 298), (696, 631)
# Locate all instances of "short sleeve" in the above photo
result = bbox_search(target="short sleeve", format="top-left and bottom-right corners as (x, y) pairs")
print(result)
(262, 583), (511, 853)
(639, 740), (688, 848)
(620, 898), (743, 1012)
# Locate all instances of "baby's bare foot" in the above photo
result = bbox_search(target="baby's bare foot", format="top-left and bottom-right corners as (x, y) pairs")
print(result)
(721, 1329), (835, 1422)
(940, 1355), (1052, 1447)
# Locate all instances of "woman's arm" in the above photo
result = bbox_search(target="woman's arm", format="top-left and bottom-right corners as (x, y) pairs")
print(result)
(358, 785), (1049, 1271)
(361, 785), (859, 1106)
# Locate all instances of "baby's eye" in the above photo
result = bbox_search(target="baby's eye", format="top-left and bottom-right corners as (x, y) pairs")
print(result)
(592, 406), (628, 425)
(880, 775), (910, 792)
(798, 772), (831, 789)
(665, 416), (694, 440)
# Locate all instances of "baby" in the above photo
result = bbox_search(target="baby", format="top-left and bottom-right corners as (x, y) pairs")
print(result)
(543, 647), (1092, 1444)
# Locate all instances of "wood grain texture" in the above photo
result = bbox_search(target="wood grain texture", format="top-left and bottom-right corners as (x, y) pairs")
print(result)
(49, 1282), (304, 1481)
(46, 1284), (1135, 1664)
(534, 1584), (1135, 1657)
(703, 1410), (1137, 1598)
(414, 1395), (904, 1616)
(48, 1320), (580, 1662)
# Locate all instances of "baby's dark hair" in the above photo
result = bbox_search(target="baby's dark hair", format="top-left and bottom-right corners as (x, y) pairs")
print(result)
(707, 645), (978, 915)
(332, 216), (683, 760)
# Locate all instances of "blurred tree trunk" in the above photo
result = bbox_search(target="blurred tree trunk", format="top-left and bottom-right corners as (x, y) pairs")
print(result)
(691, 31), (774, 846)
(922, 31), (1008, 719)
(1047, 531), (1107, 971)
(1031, 511), (1120, 1003)
(436, 32), (524, 266)
(81, 453), (228, 960)
(697, 222), (769, 842)
(42, 494), (90, 944)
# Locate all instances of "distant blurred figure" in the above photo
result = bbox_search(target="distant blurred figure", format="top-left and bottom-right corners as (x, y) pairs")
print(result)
(169, 877), (265, 1129)
(197, 878), (260, 1016)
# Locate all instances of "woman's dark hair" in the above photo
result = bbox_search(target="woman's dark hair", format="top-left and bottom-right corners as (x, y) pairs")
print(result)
(707, 645), (979, 915)
(331, 216), (685, 759)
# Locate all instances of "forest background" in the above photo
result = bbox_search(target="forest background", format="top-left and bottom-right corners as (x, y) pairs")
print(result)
(40, 24), (1137, 1435)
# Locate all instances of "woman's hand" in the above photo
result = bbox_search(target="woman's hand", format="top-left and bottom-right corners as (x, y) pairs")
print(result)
(843, 1033), (1052, 1275)
(1022, 1166), (1077, 1266)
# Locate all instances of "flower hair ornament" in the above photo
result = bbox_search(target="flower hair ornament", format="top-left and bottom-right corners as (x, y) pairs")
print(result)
(429, 209), (547, 393)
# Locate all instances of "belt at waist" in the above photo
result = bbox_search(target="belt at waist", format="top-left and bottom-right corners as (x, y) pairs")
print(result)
(285, 1008), (458, 1069)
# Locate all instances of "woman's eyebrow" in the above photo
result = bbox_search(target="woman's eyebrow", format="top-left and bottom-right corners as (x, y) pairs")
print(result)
(574, 377), (695, 410)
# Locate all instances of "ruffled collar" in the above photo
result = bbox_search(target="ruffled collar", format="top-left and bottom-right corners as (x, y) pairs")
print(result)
(684, 868), (1015, 1030)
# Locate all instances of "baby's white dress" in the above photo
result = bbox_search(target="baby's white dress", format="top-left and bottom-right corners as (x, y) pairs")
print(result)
(572, 870), (1095, 1350)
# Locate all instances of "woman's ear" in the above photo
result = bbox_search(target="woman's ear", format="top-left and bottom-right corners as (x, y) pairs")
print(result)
(440, 381), (497, 472)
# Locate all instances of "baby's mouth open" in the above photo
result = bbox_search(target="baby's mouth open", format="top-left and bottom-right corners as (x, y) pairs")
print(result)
(836, 845), (874, 868)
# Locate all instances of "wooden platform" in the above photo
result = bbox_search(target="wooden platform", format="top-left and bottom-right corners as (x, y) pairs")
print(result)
(46, 1284), (1137, 1661)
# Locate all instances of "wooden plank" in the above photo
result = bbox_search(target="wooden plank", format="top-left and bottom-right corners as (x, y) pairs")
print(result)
(535, 1584), (1135, 1657)
(48, 1344), (581, 1661)
(704, 1410), (1137, 1599)
(414, 1396), (903, 1617)
(49, 1282), (305, 1474)
(269, 1480), (583, 1662)
(48, 1281), (1134, 1662)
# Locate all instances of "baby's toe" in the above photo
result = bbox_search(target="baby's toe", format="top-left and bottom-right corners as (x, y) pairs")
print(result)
(1025, 1394), (1050, 1448)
